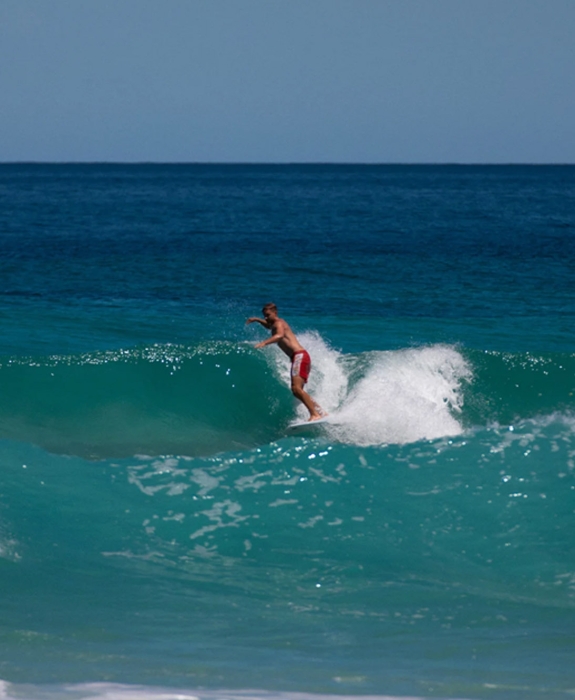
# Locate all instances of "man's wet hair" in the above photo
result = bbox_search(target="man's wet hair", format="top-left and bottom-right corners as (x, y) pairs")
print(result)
(262, 303), (277, 314)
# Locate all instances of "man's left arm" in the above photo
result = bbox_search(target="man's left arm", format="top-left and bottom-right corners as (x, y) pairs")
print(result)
(246, 317), (268, 327)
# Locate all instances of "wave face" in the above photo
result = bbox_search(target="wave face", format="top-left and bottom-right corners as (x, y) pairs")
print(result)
(0, 343), (285, 458)
(461, 348), (575, 426)
(1, 338), (574, 696)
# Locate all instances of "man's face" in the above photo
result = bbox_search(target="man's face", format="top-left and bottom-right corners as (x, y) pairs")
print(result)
(263, 308), (277, 325)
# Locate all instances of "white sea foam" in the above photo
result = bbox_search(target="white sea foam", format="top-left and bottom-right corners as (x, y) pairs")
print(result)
(0, 680), (458, 700)
(271, 336), (471, 446)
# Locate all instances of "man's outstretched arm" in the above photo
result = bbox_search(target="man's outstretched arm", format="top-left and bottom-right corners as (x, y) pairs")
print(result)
(246, 317), (268, 327)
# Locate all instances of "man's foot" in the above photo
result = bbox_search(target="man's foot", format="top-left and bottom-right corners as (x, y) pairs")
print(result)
(308, 413), (327, 422)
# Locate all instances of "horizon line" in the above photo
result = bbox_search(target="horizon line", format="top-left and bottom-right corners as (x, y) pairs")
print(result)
(1, 161), (574, 166)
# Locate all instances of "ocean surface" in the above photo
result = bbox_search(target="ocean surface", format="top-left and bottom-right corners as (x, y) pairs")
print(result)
(0, 164), (574, 700)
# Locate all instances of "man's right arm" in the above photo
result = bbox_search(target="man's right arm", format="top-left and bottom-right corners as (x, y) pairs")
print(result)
(246, 317), (267, 327)
(253, 320), (286, 349)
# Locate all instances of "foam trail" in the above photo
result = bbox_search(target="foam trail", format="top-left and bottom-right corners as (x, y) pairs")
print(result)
(0, 681), (455, 700)
(331, 345), (471, 445)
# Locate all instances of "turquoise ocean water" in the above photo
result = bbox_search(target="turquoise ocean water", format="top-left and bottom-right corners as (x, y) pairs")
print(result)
(0, 164), (574, 699)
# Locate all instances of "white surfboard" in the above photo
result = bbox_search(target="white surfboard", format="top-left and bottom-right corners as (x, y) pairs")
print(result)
(288, 416), (331, 431)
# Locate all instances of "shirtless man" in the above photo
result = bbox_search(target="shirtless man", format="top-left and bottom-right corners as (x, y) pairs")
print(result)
(246, 303), (324, 421)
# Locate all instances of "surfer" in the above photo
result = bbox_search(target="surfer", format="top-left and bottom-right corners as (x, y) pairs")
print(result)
(246, 303), (324, 421)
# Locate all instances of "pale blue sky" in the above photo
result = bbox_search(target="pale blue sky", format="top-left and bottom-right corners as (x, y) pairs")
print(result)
(1, 0), (573, 162)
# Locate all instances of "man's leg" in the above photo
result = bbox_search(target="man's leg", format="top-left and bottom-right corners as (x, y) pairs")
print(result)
(291, 376), (322, 421)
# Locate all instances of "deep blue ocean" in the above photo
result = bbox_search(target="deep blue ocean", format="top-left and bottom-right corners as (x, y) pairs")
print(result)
(0, 164), (574, 700)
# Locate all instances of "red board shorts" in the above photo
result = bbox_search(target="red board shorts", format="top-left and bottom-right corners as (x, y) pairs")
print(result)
(291, 350), (311, 383)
